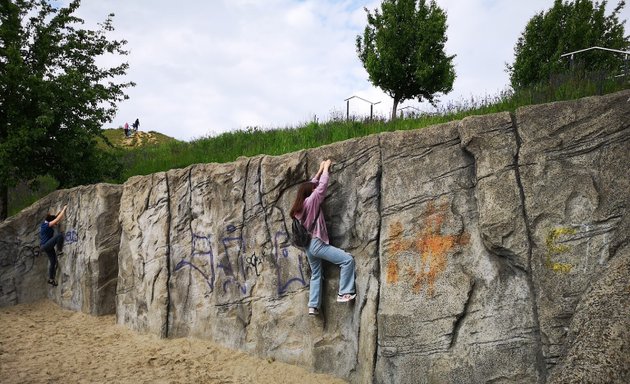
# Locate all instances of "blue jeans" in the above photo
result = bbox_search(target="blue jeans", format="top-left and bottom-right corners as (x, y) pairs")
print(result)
(306, 238), (355, 309)
(41, 233), (64, 280)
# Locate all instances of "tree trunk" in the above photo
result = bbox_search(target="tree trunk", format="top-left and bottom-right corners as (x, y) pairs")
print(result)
(391, 97), (400, 120)
(0, 183), (7, 221)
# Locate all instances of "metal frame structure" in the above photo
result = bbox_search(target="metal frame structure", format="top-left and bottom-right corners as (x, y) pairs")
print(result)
(397, 105), (422, 118)
(561, 46), (630, 77)
(560, 46), (630, 60)
(344, 95), (381, 120)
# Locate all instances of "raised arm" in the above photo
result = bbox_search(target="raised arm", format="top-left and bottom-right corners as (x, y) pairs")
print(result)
(311, 160), (326, 183)
(49, 205), (67, 227)
(308, 160), (332, 206)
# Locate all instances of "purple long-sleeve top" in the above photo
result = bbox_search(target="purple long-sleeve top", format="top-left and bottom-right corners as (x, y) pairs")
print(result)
(296, 170), (330, 244)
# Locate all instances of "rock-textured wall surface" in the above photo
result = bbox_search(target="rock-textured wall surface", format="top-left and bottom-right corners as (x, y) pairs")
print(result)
(116, 137), (382, 382)
(518, 95), (630, 375)
(0, 184), (122, 315)
(1, 91), (628, 383)
(116, 90), (629, 383)
(376, 116), (541, 383)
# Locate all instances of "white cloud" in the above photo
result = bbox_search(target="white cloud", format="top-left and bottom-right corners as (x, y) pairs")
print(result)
(67, 0), (629, 140)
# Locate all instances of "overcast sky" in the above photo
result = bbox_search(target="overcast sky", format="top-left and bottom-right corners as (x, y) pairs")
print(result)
(67, 1), (630, 141)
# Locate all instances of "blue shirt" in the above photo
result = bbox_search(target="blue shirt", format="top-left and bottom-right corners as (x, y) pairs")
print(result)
(40, 221), (54, 245)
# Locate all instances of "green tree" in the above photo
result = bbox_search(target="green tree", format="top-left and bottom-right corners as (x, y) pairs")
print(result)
(508, 0), (629, 88)
(0, 0), (133, 219)
(356, 0), (456, 119)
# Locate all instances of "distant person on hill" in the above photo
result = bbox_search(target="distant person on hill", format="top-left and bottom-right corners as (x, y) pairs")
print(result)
(124, 122), (129, 137)
(290, 159), (356, 316)
(132, 118), (140, 132)
(40, 205), (68, 287)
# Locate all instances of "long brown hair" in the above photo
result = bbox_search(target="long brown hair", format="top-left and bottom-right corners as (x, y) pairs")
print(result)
(290, 182), (315, 218)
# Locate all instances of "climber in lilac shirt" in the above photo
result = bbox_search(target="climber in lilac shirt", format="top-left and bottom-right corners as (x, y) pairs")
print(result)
(290, 159), (356, 316)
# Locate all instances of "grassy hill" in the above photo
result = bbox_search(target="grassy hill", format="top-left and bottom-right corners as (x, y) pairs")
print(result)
(7, 129), (178, 216)
(100, 129), (178, 149)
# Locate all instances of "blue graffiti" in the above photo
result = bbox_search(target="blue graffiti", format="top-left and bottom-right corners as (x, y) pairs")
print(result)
(172, 225), (307, 297)
(64, 229), (78, 244)
(274, 231), (307, 295)
(0, 242), (40, 279)
(218, 234), (248, 295)
(173, 233), (215, 291)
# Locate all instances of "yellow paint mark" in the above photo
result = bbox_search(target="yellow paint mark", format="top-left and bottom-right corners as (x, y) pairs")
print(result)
(551, 263), (573, 273)
(545, 227), (576, 273)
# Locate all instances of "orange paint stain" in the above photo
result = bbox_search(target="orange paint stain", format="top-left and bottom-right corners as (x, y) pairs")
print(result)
(386, 259), (399, 284)
(385, 199), (469, 296)
(387, 221), (413, 254)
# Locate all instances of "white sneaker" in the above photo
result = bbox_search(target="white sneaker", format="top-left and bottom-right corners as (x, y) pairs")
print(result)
(336, 293), (356, 303)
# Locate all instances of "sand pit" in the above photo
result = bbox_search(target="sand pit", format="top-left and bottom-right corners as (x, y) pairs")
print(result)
(0, 300), (347, 383)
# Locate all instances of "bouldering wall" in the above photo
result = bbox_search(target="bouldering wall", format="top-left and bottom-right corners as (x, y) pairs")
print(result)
(116, 137), (382, 382)
(1, 91), (628, 383)
(0, 184), (122, 315)
(116, 91), (629, 383)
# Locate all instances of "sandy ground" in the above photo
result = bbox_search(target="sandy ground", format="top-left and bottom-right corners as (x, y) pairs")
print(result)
(0, 300), (347, 384)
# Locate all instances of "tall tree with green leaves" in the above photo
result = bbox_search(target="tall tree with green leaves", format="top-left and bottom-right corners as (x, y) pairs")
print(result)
(508, 0), (629, 89)
(356, 0), (456, 119)
(0, 0), (133, 219)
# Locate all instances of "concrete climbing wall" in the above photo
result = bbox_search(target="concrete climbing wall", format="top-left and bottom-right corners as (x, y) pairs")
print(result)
(0, 184), (121, 315)
(116, 137), (382, 382)
(2, 91), (628, 383)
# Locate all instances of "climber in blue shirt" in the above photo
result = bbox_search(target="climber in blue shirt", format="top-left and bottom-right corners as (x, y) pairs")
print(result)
(40, 205), (68, 286)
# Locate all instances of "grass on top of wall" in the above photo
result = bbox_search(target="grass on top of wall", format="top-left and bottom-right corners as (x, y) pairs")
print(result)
(7, 72), (629, 217)
(118, 72), (628, 181)
(118, 116), (441, 180)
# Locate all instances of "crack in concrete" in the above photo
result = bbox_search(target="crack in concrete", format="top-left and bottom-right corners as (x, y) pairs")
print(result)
(182, 167), (194, 320)
(511, 111), (548, 384)
(239, 157), (256, 327)
(449, 279), (476, 349)
(150, 268), (161, 304)
(370, 134), (384, 382)
(164, 172), (172, 339)
(256, 156), (277, 285)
